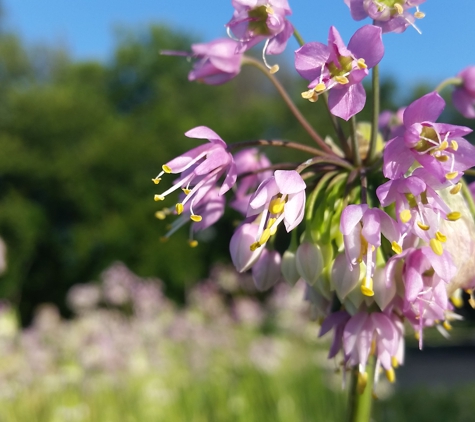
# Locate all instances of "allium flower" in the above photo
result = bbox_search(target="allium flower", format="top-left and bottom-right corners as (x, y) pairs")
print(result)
(252, 249), (281, 291)
(247, 170), (306, 250)
(383, 92), (475, 183)
(162, 38), (243, 85)
(345, 0), (426, 34)
(153, 126), (236, 224)
(230, 220), (265, 272)
(452, 66), (475, 119)
(340, 204), (400, 296)
(230, 148), (272, 215)
(226, 0), (294, 71)
(295, 25), (384, 120)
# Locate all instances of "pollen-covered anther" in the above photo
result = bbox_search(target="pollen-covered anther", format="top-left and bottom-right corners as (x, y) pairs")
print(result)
(391, 241), (402, 254)
(258, 228), (271, 245)
(450, 140), (459, 151)
(435, 231), (447, 243)
(430, 238), (443, 256)
(176, 203), (184, 215)
(393, 3), (403, 14)
(443, 320), (452, 331)
(361, 277), (374, 297)
(301, 89), (318, 102)
(447, 211), (461, 221)
(162, 165), (172, 173)
(265, 5), (274, 14)
(152, 178), (161, 184)
(399, 209), (412, 223)
(417, 221), (430, 231)
(334, 75), (349, 85)
(414, 10), (425, 19)
(190, 214), (202, 222)
(386, 368), (396, 383)
(155, 211), (167, 220)
(154, 194), (165, 201)
(314, 82), (326, 92)
(182, 188), (191, 195)
(451, 289), (464, 308)
(269, 197), (285, 214)
(437, 140), (449, 151)
(356, 58), (367, 69)
(450, 183), (462, 195)
(250, 242), (261, 251)
(446, 171), (459, 180)
(269, 64), (279, 74)
(188, 239), (198, 248)
(391, 356), (399, 369)
(435, 155), (449, 162)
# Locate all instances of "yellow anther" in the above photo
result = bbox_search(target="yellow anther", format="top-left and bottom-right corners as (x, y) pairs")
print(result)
(414, 331), (420, 341)
(266, 218), (277, 229)
(450, 140), (459, 151)
(446, 171), (459, 180)
(259, 228), (271, 245)
(152, 178), (161, 184)
(190, 214), (202, 222)
(385, 368), (396, 383)
(430, 238), (443, 256)
(391, 356), (399, 369)
(437, 140), (449, 151)
(334, 75), (349, 85)
(182, 188), (191, 195)
(357, 58), (367, 69)
(447, 211), (461, 221)
(394, 3), (403, 14)
(162, 165), (172, 173)
(399, 209), (412, 223)
(154, 194), (165, 201)
(357, 371), (368, 394)
(314, 82), (326, 92)
(414, 11), (425, 19)
(450, 183), (462, 195)
(417, 221), (430, 231)
(301, 89), (318, 102)
(361, 277), (374, 297)
(451, 290), (464, 308)
(435, 231), (447, 243)
(155, 211), (166, 220)
(175, 203), (184, 215)
(269, 198), (285, 214)
(265, 5), (274, 14)
(391, 241), (402, 254)
(435, 155), (449, 162)
(250, 242), (260, 251)
(269, 225), (277, 236)
(269, 64), (279, 74)
(188, 240), (198, 248)
(443, 320), (452, 331)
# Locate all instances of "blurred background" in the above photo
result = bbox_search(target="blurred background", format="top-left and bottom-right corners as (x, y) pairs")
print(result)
(0, 1), (474, 421)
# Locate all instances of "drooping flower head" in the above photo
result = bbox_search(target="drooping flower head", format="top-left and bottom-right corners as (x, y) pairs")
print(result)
(162, 38), (243, 85)
(452, 66), (475, 119)
(247, 170), (306, 250)
(153, 126), (236, 224)
(295, 25), (384, 120)
(226, 0), (294, 72)
(383, 92), (475, 183)
(345, 0), (426, 34)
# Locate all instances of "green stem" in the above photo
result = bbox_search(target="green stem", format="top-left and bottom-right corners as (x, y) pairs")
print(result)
(367, 64), (380, 164)
(349, 116), (361, 167)
(461, 177), (475, 217)
(242, 56), (334, 155)
(434, 76), (463, 93)
(347, 357), (375, 422)
(296, 155), (354, 172)
(322, 92), (351, 159)
(293, 29), (305, 47)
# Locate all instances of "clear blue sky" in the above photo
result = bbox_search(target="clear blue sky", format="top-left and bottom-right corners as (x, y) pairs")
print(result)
(2, 0), (475, 87)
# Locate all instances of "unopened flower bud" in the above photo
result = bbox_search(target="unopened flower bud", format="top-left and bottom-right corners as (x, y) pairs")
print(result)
(296, 242), (323, 285)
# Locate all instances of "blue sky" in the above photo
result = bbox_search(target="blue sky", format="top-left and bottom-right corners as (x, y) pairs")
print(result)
(2, 1), (475, 87)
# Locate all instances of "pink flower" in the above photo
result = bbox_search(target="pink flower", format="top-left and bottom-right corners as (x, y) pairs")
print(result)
(247, 170), (306, 249)
(295, 25), (384, 120)
(226, 0), (293, 70)
(153, 126), (236, 223)
(252, 249), (281, 291)
(452, 66), (475, 119)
